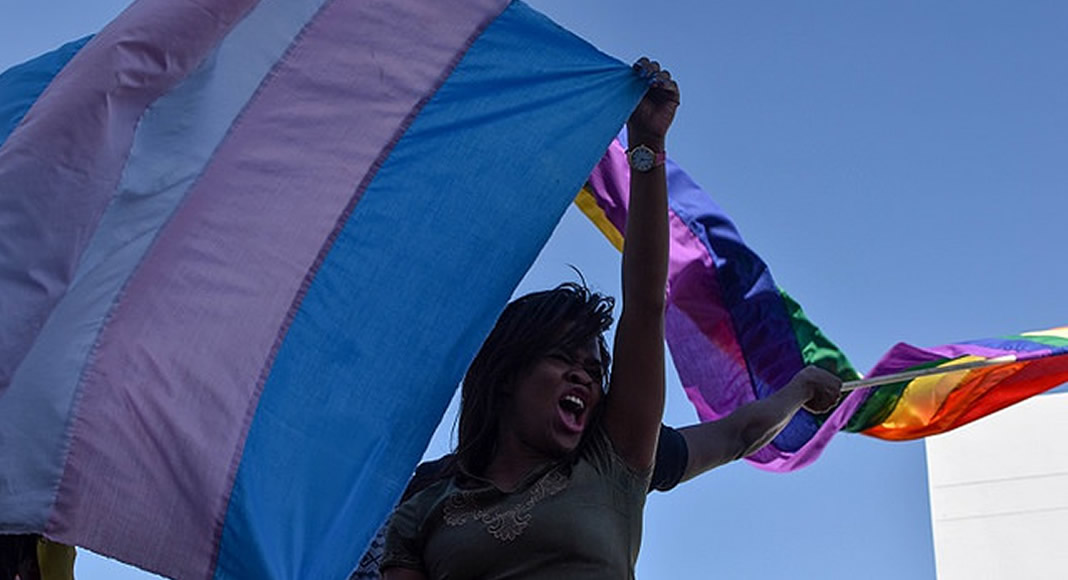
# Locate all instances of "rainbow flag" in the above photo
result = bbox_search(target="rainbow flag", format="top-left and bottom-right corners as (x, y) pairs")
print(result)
(845, 327), (1068, 440)
(0, 1), (644, 578)
(579, 137), (862, 472)
(580, 137), (1068, 470)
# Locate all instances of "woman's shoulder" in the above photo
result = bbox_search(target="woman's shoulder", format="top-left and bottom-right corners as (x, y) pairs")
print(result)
(399, 474), (455, 517)
(384, 474), (456, 555)
(577, 424), (652, 486)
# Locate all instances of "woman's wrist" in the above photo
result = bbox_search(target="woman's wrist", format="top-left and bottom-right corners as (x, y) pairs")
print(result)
(627, 129), (665, 152)
(784, 377), (816, 403)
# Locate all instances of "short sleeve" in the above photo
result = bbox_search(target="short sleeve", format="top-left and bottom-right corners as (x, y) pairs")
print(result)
(403, 456), (449, 501)
(649, 424), (688, 492)
(379, 493), (429, 574)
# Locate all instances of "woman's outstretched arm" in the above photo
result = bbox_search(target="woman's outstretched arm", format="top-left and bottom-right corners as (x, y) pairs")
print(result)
(677, 366), (842, 480)
(603, 58), (679, 471)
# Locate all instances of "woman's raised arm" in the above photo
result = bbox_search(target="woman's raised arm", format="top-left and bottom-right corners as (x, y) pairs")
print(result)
(602, 58), (679, 471)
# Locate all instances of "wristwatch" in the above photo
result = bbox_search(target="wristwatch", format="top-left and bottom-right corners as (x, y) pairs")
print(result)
(626, 144), (665, 172)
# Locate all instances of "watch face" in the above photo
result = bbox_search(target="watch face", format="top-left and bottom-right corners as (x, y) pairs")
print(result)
(629, 146), (655, 172)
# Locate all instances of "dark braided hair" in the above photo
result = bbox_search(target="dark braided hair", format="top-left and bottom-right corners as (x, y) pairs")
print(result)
(454, 282), (614, 475)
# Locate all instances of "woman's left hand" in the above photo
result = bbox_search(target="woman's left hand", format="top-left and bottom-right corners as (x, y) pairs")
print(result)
(790, 366), (843, 414)
(628, 57), (680, 146)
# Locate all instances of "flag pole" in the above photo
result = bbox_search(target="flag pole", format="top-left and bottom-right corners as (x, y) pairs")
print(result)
(841, 355), (1020, 392)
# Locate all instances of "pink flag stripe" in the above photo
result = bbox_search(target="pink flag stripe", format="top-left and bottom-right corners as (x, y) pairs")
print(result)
(43, 0), (508, 577)
(0, 0), (257, 395)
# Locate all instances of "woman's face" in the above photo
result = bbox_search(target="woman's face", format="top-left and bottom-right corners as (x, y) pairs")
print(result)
(499, 338), (604, 459)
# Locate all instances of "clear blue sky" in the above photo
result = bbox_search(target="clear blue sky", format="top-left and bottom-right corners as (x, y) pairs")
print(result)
(3, 2), (1066, 578)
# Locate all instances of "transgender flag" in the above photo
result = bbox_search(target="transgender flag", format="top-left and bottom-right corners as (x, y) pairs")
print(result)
(0, 1), (645, 578)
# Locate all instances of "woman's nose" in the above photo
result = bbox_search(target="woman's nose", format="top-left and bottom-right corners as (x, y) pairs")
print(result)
(566, 367), (592, 386)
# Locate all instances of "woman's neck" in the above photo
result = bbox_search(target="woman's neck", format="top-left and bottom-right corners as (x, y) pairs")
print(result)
(483, 433), (558, 492)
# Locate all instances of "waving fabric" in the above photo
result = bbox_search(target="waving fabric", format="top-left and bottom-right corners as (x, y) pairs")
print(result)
(580, 137), (1066, 470)
(0, 2), (645, 578)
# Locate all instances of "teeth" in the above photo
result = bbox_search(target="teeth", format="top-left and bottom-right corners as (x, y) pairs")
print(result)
(562, 395), (585, 412)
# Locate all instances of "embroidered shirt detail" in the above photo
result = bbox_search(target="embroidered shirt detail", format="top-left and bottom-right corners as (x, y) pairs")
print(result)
(443, 469), (569, 542)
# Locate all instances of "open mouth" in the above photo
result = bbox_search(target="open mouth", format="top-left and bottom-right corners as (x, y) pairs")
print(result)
(558, 393), (587, 433)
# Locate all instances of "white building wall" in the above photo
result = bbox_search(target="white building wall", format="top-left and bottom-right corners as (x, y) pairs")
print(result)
(925, 392), (1068, 580)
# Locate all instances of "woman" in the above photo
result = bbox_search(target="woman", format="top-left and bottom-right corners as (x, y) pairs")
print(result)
(380, 59), (838, 579)
(379, 57), (676, 579)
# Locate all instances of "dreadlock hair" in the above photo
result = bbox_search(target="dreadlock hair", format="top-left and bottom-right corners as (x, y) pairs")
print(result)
(454, 282), (615, 476)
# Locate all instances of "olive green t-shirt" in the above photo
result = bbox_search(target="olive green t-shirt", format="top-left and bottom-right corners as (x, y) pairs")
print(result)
(381, 428), (651, 579)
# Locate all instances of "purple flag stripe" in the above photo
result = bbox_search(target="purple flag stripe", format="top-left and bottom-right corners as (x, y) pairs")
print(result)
(583, 139), (868, 471)
(869, 342), (1031, 378)
(665, 216), (757, 417)
(44, 0), (506, 576)
(585, 139), (754, 408)
(961, 337), (1057, 353)
(668, 304), (755, 418)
